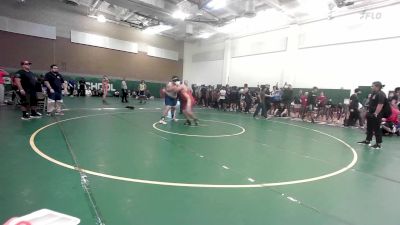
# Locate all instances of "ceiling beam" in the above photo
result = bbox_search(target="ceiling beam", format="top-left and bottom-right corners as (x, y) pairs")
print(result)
(122, 10), (136, 21)
(199, 0), (214, 9)
(106, 0), (173, 20)
(89, 0), (105, 14)
(264, 0), (296, 19)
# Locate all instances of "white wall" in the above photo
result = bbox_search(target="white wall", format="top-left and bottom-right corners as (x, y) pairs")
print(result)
(183, 4), (400, 92)
(183, 41), (225, 85)
(229, 52), (286, 86)
(229, 29), (289, 86)
(295, 37), (400, 91)
(187, 60), (225, 85)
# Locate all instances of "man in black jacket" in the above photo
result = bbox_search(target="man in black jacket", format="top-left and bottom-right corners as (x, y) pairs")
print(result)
(348, 88), (363, 127)
(78, 78), (86, 97)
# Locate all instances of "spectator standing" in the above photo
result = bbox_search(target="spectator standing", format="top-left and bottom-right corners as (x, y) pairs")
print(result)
(78, 78), (86, 97)
(68, 79), (76, 97)
(219, 87), (227, 111)
(0, 67), (9, 106)
(253, 87), (266, 118)
(15, 60), (42, 120)
(281, 84), (294, 117)
(200, 85), (207, 107)
(121, 78), (128, 103)
(44, 64), (65, 115)
(358, 81), (387, 149)
(102, 75), (109, 104)
(138, 80), (147, 104)
(348, 88), (363, 127)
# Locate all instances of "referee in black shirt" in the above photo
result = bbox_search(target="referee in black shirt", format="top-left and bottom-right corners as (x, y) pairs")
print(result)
(358, 81), (387, 149)
(15, 60), (42, 120)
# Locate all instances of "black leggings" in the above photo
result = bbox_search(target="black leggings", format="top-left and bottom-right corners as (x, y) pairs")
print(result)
(348, 109), (363, 126)
(69, 87), (74, 96)
(244, 100), (252, 112)
(78, 87), (85, 96)
(200, 95), (207, 106)
(366, 113), (383, 143)
(253, 103), (266, 117)
(121, 89), (128, 102)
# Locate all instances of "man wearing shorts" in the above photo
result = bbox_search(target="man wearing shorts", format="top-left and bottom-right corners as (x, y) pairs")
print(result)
(159, 76), (180, 125)
(121, 77), (128, 103)
(219, 87), (227, 111)
(15, 60), (42, 120)
(44, 64), (65, 115)
(138, 80), (147, 104)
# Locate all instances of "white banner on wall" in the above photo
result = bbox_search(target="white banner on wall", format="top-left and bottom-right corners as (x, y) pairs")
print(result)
(0, 16), (56, 39)
(71, 30), (138, 53)
(147, 46), (179, 61)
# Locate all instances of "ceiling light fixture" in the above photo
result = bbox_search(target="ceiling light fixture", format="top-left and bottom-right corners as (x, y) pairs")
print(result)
(206, 0), (227, 10)
(143, 24), (173, 34)
(97, 14), (107, 23)
(198, 32), (214, 39)
(172, 10), (189, 20)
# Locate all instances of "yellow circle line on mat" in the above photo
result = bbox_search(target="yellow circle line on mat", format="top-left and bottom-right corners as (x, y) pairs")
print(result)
(29, 112), (358, 188)
(152, 119), (246, 138)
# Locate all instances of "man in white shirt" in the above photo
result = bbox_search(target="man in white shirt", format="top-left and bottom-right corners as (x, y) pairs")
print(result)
(219, 87), (227, 111)
(121, 78), (128, 103)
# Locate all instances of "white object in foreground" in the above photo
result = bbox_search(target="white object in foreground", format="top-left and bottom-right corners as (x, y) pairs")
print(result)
(6, 209), (80, 225)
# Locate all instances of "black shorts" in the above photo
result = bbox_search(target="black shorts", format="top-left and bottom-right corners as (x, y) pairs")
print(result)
(139, 91), (145, 96)
(18, 91), (38, 107)
(48, 92), (62, 101)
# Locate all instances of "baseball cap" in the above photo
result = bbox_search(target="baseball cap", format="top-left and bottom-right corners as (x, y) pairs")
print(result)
(20, 60), (32, 65)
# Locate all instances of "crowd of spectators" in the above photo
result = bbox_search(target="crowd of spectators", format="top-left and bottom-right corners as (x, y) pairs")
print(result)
(190, 83), (400, 137)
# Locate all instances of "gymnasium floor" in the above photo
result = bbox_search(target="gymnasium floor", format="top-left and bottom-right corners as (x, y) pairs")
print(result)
(1, 97), (399, 225)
